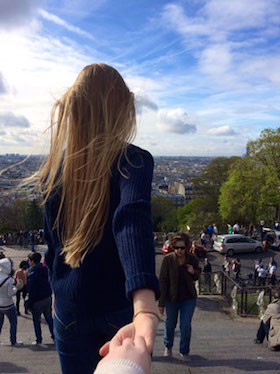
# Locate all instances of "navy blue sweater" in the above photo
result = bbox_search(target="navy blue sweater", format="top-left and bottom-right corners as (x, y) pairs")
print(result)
(27, 263), (52, 306)
(44, 145), (159, 316)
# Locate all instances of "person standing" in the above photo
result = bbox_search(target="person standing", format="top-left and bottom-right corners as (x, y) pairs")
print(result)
(15, 260), (28, 315)
(31, 64), (159, 373)
(0, 258), (22, 346)
(159, 232), (201, 359)
(26, 252), (54, 345)
(233, 223), (239, 234)
(227, 224), (233, 235)
(268, 260), (277, 286)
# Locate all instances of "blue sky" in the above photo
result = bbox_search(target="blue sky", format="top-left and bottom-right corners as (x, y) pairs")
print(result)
(0, 0), (279, 156)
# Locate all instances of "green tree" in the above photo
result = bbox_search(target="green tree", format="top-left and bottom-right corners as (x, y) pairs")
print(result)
(219, 157), (262, 224)
(247, 128), (280, 179)
(151, 195), (174, 231)
(26, 199), (43, 230)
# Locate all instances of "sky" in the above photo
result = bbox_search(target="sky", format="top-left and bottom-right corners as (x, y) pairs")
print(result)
(0, 0), (280, 156)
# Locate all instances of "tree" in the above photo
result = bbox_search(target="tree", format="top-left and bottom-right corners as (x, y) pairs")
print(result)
(26, 199), (44, 230)
(247, 128), (280, 179)
(151, 195), (175, 232)
(219, 158), (262, 224)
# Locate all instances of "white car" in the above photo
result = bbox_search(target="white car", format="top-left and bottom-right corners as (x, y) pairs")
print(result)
(214, 234), (264, 256)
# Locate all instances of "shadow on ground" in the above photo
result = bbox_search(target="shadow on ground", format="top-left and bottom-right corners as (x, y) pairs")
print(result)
(152, 355), (280, 371)
(0, 362), (28, 373)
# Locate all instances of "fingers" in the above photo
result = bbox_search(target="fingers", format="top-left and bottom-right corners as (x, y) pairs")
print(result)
(99, 341), (110, 356)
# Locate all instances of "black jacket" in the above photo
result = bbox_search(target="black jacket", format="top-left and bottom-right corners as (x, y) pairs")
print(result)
(27, 263), (52, 306)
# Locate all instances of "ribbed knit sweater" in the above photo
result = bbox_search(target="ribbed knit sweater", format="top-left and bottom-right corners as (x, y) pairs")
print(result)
(44, 144), (159, 315)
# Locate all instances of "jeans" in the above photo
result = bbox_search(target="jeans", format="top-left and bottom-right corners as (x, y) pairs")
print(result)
(164, 298), (196, 355)
(0, 306), (17, 345)
(31, 297), (54, 343)
(256, 320), (269, 342)
(16, 285), (28, 314)
(54, 299), (133, 374)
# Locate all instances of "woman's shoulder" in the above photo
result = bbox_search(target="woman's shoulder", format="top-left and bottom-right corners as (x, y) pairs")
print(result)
(125, 144), (153, 163)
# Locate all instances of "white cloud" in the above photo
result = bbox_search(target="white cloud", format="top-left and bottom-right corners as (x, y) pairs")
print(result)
(157, 108), (197, 134)
(0, 112), (30, 128)
(135, 95), (158, 113)
(38, 9), (95, 40)
(208, 125), (237, 136)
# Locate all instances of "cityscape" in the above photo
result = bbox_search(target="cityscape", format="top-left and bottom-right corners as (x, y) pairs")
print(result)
(0, 153), (212, 205)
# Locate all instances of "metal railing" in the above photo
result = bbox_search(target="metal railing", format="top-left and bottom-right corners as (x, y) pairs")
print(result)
(198, 271), (280, 317)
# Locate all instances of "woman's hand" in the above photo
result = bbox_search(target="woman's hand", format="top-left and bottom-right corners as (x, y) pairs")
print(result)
(186, 264), (195, 274)
(99, 312), (158, 356)
(97, 336), (151, 374)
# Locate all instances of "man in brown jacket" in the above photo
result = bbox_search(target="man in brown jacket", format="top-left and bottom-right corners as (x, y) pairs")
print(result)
(254, 288), (280, 351)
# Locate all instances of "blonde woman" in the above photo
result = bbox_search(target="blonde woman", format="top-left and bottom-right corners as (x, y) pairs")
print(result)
(38, 64), (159, 373)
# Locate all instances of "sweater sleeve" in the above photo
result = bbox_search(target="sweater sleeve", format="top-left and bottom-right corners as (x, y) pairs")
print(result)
(113, 149), (159, 300)
(94, 359), (144, 374)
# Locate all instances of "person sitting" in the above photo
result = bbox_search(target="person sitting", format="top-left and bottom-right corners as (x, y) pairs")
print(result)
(254, 288), (280, 351)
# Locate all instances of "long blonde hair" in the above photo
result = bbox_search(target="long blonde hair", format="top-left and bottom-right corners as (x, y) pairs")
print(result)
(39, 63), (136, 267)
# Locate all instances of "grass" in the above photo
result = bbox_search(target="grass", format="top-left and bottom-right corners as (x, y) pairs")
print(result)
(236, 292), (271, 316)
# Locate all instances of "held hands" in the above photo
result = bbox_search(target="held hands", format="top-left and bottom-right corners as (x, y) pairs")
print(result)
(99, 312), (159, 357)
(97, 336), (151, 374)
(186, 264), (195, 274)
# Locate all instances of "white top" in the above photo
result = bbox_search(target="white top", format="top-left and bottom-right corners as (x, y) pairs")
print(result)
(0, 258), (17, 309)
(257, 268), (267, 278)
(94, 359), (145, 374)
(269, 265), (277, 275)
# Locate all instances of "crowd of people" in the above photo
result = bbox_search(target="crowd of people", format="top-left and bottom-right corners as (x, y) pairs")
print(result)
(0, 230), (44, 249)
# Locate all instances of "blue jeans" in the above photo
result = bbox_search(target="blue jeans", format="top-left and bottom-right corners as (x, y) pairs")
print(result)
(0, 306), (17, 345)
(164, 298), (196, 355)
(31, 297), (54, 343)
(54, 299), (133, 374)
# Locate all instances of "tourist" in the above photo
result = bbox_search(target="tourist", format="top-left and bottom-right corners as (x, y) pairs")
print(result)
(15, 260), (28, 315)
(159, 232), (201, 359)
(32, 64), (159, 373)
(0, 258), (22, 346)
(26, 252), (54, 346)
(257, 264), (267, 286)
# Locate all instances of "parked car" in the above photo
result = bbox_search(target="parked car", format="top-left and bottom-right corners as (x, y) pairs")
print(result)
(161, 240), (208, 258)
(271, 230), (280, 251)
(214, 234), (264, 256)
(162, 240), (172, 255)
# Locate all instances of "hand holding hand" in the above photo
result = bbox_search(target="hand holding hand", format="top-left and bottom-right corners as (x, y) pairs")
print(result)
(97, 336), (150, 374)
(100, 312), (158, 357)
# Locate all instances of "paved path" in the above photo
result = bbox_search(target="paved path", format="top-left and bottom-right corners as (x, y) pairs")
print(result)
(1, 246), (279, 374)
